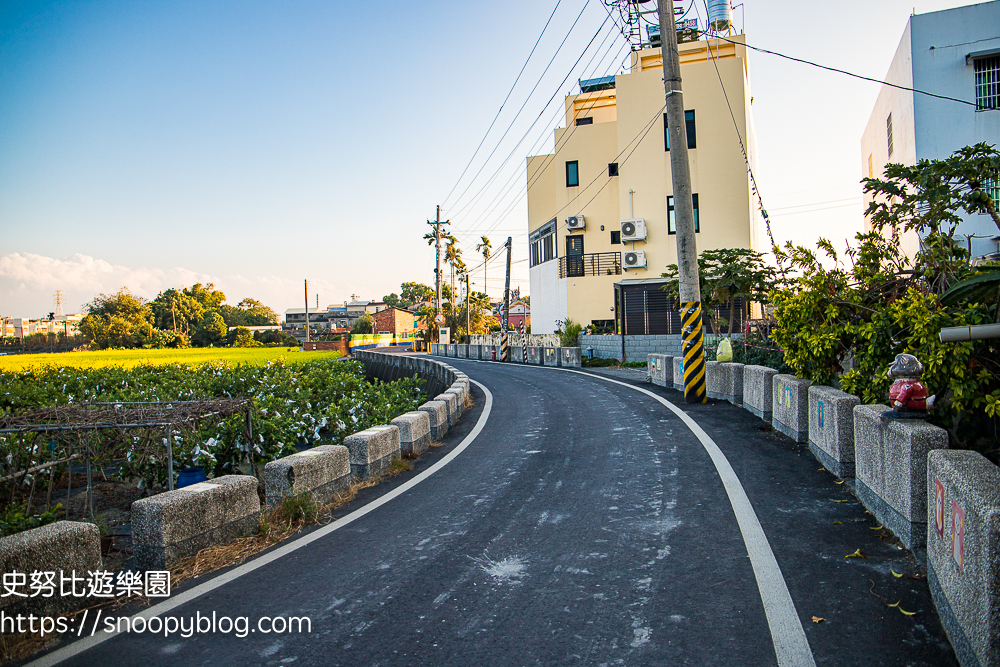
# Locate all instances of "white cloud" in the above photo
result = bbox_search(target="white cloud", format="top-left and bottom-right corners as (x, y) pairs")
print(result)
(0, 253), (300, 318)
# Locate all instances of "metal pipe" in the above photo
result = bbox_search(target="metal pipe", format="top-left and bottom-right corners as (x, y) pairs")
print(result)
(939, 324), (1000, 342)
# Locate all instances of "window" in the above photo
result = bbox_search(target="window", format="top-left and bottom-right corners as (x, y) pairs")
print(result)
(886, 113), (893, 159)
(975, 56), (1000, 111)
(566, 161), (579, 187)
(985, 177), (999, 204)
(664, 110), (696, 150)
(667, 194), (700, 234)
(610, 230), (621, 244)
(868, 154), (873, 178)
(529, 219), (557, 267)
(608, 162), (619, 177)
(575, 117), (594, 126)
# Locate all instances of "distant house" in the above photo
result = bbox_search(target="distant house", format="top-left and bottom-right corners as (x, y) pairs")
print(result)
(492, 300), (530, 330)
(284, 299), (390, 340)
(372, 307), (426, 337)
(862, 1), (1000, 259)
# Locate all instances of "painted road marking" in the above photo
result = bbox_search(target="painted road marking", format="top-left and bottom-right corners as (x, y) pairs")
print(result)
(449, 357), (816, 667)
(29, 382), (494, 667)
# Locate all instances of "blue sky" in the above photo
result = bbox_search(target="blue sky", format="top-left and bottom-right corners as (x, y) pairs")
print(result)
(0, 0), (980, 317)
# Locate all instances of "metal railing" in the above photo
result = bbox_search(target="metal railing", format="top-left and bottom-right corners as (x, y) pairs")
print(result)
(559, 252), (622, 278)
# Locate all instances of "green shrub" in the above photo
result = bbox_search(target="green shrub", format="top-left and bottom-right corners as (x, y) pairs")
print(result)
(0, 503), (62, 537)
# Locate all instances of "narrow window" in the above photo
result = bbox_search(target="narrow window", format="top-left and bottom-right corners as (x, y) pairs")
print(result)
(608, 162), (619, 177)
(886, 113), (893, 159)
(868, 154), (873, 178)
(664, 110), (697, 150)
(667, 194), (700, 234)
(566, 161), (579, 187)
(575, 117), (594, 126)
(975, 56), (1000, 110)
(610, 230), (621, 244)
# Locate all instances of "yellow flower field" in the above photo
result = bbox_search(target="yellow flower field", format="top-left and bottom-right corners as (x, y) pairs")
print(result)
(0, 347), (341, 371)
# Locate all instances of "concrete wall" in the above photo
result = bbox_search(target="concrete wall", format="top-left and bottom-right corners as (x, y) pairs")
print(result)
(579, 334), (683, 361)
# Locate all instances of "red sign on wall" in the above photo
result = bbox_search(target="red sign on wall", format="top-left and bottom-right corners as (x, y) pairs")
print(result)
(935, 478), (945, 538)
(952, 500), (966, 570)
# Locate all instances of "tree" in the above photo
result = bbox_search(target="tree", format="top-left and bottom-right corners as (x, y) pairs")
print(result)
(476, 236), (492, 297)
(383, 282), (434, 309)
(192, 311), (227, 346)
(151, 289), (204, 334)
(183, 283), (226, 309)
(352, 313), (373, 334)
(218, 298), (278, 327)
(661, 248), (778, 334)
(78, 289), (157, 349)
(227, 326), (260, 348)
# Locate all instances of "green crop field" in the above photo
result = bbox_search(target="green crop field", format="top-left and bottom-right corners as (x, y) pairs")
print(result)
(0, 346), (341, 371)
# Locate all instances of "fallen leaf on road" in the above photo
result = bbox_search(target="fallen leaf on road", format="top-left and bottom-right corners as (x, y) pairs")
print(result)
(891, 570), (903, 578)
(817, 467), (825, 471)
(833, 500), (850, 503)
(846, 549), (868, 558)
(899, 608), (916, 616)
(834, 480), (845, 485)
(887, 601), (899, 608)
(871, 525), (884, 530)
(833, 521), (842, 525)
(811, 616), (825, 623)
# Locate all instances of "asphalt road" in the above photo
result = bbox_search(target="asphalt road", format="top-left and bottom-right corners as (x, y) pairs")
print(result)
(38, 359), (957, 666)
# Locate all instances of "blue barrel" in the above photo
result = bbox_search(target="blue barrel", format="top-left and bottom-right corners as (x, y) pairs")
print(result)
(177, 467), (207, 488)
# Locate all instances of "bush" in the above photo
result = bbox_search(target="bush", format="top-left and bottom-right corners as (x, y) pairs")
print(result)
(557, 319), (582, 347)
(0, 503), (62, 537)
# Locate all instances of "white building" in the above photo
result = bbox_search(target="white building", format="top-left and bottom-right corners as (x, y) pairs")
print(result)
(862, 0), (1000, 259)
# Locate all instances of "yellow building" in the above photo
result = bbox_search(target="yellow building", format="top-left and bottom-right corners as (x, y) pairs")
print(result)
(527, 35), (763, 334)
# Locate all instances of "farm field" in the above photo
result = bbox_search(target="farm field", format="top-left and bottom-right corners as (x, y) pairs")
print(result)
(0, 346), (339, 371)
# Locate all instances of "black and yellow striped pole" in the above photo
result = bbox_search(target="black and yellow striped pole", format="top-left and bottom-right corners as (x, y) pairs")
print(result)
(680, 302), (707, 403)
(659, 0), (705, 403)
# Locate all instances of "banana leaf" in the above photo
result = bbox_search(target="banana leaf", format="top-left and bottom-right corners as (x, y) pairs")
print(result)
(941, 270), (1000, 306)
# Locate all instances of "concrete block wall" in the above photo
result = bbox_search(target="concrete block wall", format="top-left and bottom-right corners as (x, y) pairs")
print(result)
(807, 386), (860, 479)
(132, 475), (260, 570)
(743, 366), (777, 421)
(579, 334), (684, 361)
(648, 354), (672, 388)
(0, 521), (102, 617)
(264, 445), (351, 508)
(707, 362), (743, 405)
(854, 404), (949, 550)
(772, 374), (811, 443)
(927, 450), (1000, 667)
(672, 357), (685, 391)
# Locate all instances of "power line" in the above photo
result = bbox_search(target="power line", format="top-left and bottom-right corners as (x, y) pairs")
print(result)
(445, 2), (597, 211)
(450, 26), (625, 231)
(455, 38), (633, 241)
(704, 31), (979, 108)
(453, 39), (632, 239)
(441, 0), (564, 206)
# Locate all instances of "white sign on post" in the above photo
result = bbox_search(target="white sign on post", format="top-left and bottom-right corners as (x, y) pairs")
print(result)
(439, 327), (450, 345)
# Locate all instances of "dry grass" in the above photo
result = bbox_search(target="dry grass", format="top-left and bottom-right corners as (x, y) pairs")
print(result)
(170, 461), (414, 586)
(429, 440), (444, 448)
(0, 440), (435, 662)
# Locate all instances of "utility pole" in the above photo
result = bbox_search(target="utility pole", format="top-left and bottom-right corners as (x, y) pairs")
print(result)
(465, 273), (470, 344)
(659, 0), (705, 403)
(304, 279), (310, 344)
(427, 205), (450, 339)
(500, 237), (512, 362)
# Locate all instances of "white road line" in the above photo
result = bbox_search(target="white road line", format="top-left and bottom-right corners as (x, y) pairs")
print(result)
(29, 381), (494, 667)
(453, 358), (817, 667)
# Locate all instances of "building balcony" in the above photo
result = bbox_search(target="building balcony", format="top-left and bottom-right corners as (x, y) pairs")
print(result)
(558, 252), (622, 279)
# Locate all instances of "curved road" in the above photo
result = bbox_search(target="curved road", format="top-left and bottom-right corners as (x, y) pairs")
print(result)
(35, 359), (956, 666)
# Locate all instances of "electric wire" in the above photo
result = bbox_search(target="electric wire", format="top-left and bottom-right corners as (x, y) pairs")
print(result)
(702, 31), (979, 108)
(440, 0), (565, 207)
(453, 39), (632, 239)
(449, 24), (625, 231)
(445, 2), (597, 212)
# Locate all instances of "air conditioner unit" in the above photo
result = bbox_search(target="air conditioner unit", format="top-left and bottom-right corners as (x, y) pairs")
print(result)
(623, 250), (647, 269)
(566, 215), (586, 230)
(620, 218), (647, 242)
